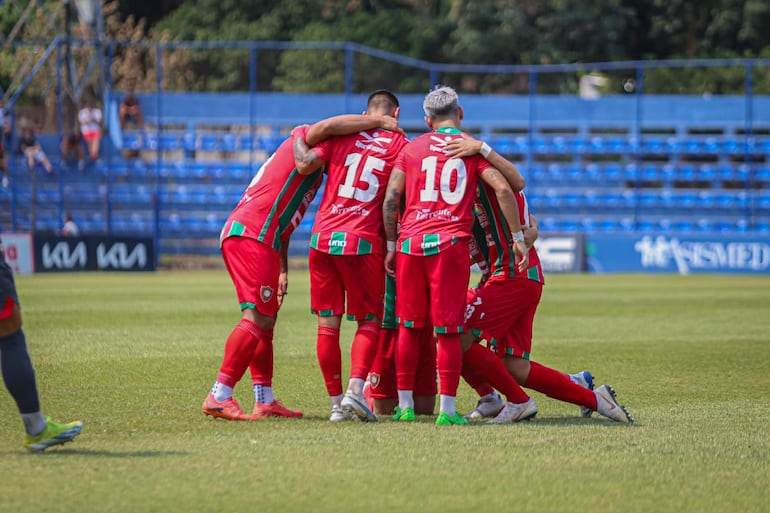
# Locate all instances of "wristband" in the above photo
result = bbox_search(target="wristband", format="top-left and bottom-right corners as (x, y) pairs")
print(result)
(480, 142), (492, 158)
(511, 230), (524, 243)
(387, 240), (397, 252)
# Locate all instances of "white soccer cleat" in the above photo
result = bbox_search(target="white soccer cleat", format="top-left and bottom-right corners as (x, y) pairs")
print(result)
(571, 370), (595, 418)
(340, 391), (378, 422)
(330, 405), (359, 422)
(487, 398), (538, 424)
(463, 391), (505, 420)
(594, 385), (634, 423)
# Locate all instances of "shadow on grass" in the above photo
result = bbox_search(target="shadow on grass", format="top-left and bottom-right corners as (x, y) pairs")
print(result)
(25, 448), (191, 458)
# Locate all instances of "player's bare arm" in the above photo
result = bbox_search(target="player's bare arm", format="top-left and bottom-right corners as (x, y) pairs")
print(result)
(277, 240), (290, 306)
(382, 168), (405, 277)
(480, 168), (529, 272)
(446, 134), (526, 192)
(524, 213), (539, 249)
(293, 135), (324, 175)
(304, 114), (401, 147)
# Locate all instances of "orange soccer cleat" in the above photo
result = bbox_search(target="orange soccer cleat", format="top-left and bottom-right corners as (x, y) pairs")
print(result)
(251, 400), (303, 419)
(202, 394), (252, 421)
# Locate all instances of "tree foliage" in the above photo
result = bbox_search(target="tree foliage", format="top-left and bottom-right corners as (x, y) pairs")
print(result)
(2, 0), (770, 99)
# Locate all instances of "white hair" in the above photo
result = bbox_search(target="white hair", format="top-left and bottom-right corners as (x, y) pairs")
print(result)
(423, 85), (460, 119)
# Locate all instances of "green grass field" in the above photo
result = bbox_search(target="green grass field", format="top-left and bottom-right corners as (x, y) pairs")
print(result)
(1, 271), (768, 513)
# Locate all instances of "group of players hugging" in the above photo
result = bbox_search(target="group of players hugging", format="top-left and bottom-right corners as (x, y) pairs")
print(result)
(201, 86), (634, 426)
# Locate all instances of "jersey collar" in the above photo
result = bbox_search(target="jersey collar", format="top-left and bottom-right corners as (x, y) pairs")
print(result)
(434, 126), (462, 135)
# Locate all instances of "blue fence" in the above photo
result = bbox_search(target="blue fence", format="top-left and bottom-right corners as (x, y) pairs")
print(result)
(1, 40), (769, 262)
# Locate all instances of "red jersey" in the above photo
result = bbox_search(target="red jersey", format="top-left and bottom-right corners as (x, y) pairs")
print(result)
(310, 129), (408, 255)
(473, 189), (544, 283)
(220, 126), (323, 251)
(395, 126), (491, 255)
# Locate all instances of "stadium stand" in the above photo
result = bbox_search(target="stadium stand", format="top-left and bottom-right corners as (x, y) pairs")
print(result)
(1, 92), (767, 256)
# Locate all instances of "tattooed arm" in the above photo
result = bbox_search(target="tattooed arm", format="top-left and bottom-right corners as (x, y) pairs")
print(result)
(382, 167), (406, 278)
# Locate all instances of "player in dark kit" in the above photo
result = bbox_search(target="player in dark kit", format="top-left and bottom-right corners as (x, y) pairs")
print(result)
(0, 238), (83, 451)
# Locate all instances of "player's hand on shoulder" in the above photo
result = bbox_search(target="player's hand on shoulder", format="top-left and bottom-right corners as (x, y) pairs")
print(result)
(445, 134), (482, 158)
(379, 115), (405, 135)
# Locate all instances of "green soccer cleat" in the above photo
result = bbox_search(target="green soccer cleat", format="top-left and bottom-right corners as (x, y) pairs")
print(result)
(24, 417), (83, 452)
(392, 406), (415, 422)
(435, 411), (468, 426)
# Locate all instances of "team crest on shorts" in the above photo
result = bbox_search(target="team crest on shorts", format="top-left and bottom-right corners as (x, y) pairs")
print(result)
(260, 285), (274, 303)
(370, 372), (380, 389)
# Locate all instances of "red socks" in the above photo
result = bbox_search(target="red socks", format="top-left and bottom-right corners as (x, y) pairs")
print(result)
(436, 333), (462, 396)
(395, 326), (421, 391)
(350, 322), (379, 380)
(249, 329), (274, 387)
(217, 319), (265, 387)
(462, 343), (530, 404)
(525, 361), (597, 410)
(316, 325), (342, 396)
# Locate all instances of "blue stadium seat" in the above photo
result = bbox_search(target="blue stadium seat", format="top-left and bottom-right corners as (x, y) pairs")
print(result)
(673, 219), (695, 232)
(122, 132), (143, 151)
(702, 137), (721, 154)
(757, 192), (770, 211)
(544, 163), (563, 183)
(237, 134), (254, 151)
(579, 217), (597, 232)
(695, 218), (714, 232)
(221, 133), (237, 152)
(558, 219), (579, 231)
(638, 191), (659, 209)
(637, 219), (656, 232)
(623, 163), (639, 181)
(640, 164), (660, 182)
(756, 166), (770, 183)
(602, 163), (622, 182)
(677, 165), (696, 182)
(675, 191), (697, 209)
(539, 217), (558, 231)
(182, 132), (197, 152)
(198, 134), (219, 152)
(696, 191), (714, 209)
(697, 164), (716, 183)
(159, 133), (180, 151)
(755, 220), (770, 233)
(607, 137), (629, 154)
(619, 217), (635, 231)
(597, 218), (620, 232)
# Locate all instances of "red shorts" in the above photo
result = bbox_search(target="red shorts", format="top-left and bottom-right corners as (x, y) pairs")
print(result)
(221, 236), (280, 317)
(309, 249), (384, 321)
(465, 276), (542, 359)
(82, 130), (101, 142)
(368, 327), (437, 399)
(395, 241), (470, 332)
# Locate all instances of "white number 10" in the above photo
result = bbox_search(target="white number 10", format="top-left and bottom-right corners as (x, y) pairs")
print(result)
(420, 156), (467, 205)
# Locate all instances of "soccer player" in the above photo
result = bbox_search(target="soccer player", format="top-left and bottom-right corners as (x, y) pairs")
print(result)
(382, 85), (529, 426)
(202, 113), (401, 421)
(293, 90), (408, 422)
(0, 238), (83, 451)
(446, 135), (634, 424)
(364, 274), (438, 417)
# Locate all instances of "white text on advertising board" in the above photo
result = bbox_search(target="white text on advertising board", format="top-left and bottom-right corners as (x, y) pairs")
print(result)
(634, 236), (770, 274)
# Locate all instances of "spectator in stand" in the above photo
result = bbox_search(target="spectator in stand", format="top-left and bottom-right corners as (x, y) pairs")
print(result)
(119, 88), (144, 130)
(78, 99), (103, 161)
(18, 128), (53, 175)
(61, 213), (79, 237)
(60, 132), (86, 171)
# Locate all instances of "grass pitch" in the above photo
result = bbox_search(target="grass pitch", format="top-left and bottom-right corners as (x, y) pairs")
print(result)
(0, 271), (768, 513)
